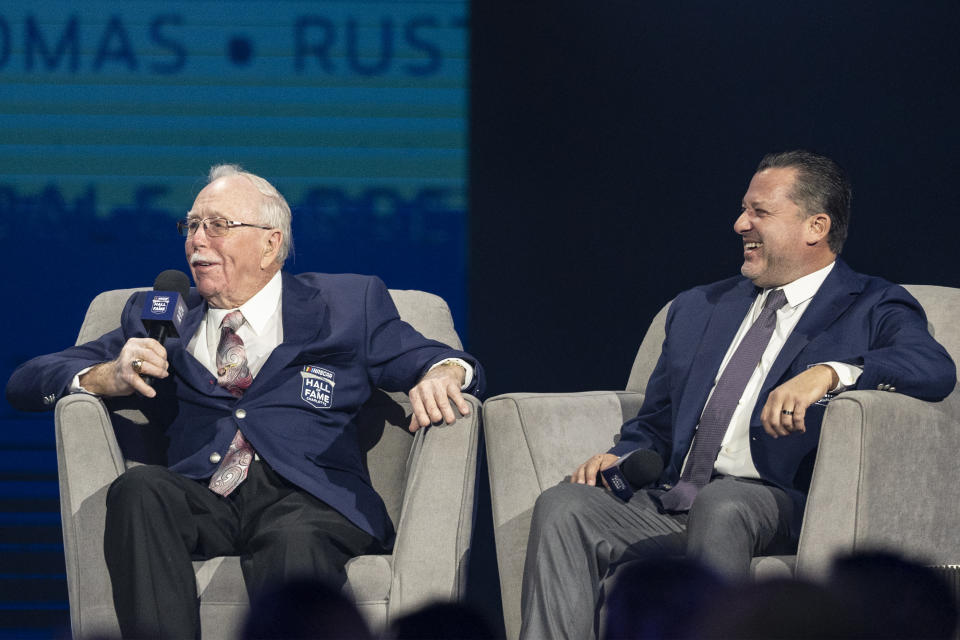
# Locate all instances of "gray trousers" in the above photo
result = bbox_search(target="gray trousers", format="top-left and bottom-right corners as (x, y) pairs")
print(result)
(519, 476), (794, 640)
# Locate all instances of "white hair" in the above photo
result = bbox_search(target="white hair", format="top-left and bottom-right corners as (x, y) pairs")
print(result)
(207, 164), (293, 264)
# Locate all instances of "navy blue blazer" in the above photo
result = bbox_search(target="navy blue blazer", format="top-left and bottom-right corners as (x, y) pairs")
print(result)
(7, 272), (485, 545)
(608, 260), (956, 536)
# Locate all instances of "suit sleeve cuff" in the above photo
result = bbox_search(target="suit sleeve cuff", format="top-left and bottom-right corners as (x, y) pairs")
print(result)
(70, 366), (98, 395)
(819, 361), (863, 392)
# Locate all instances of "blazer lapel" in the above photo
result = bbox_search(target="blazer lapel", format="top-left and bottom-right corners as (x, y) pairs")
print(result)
(167, 293), (220, 388)
(675, 279), (758, 430)
(761, 259), (864, 396)
(251, 272), (329, 384)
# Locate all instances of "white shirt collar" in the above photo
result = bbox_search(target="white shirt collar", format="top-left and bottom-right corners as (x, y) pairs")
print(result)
(206, 271), (283, 335)
(763, 261), (835, 309)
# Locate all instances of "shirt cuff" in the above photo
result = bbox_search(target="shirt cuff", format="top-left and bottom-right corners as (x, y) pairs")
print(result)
(819, 361), (863, 392)
(70, 366), (97, 395)
(428, 358), (474, 390)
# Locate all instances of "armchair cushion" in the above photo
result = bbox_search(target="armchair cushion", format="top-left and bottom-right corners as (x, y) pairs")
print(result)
(483, 390), (643, 640)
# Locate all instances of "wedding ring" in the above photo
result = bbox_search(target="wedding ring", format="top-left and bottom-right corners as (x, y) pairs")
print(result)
(132, 359), (144, 374)
(781, 409), (794, 416)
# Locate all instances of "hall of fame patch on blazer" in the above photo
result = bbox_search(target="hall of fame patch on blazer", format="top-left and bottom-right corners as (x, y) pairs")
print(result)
(300, 365), (335, 409)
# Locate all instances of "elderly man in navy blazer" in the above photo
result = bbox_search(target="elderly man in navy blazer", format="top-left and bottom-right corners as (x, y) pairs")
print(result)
(519, 150), (956, 639)
(7, 165), (484, 639)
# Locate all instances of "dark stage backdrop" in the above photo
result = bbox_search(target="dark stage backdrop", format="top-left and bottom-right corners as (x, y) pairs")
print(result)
(470, 0), (960, 398)
(0, 1), (468, 636)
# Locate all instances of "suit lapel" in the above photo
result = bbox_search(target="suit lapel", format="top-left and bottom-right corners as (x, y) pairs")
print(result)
(676, 279), (758, 430)
(761, 259), (864, 396)
(250, 272), (329, 385)
(163, 275), (329, 396)
(166, 293), (219, 387)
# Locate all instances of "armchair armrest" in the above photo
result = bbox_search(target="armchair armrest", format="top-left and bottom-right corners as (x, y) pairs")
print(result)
(797, 391), (960, 579)
(388, 394), (482, 619)
(483, 390), (643, 640)
(55, 393), (127, 637)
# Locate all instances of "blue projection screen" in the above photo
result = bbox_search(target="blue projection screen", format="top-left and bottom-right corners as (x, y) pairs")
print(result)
(0, 4), (467, 630)
(0, 0), (469, 395)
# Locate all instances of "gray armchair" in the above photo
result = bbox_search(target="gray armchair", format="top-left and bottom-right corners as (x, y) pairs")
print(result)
(483, 285), (960, 640)
(56, 286), (481, 639)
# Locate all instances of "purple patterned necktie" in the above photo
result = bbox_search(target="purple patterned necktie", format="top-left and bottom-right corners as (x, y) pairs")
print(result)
(215, 310), (253, 397)
(209, 310), (255, 497)
(659, 288), (788, 513)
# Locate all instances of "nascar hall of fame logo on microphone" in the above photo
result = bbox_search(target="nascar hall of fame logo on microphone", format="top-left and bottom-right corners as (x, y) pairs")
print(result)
(300, 365), (335, 409)
(151, 295), (171, 315)
(607, 472), (627, 492)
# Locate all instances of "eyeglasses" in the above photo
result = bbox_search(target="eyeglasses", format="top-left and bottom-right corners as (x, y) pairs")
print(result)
(177, 217), (273, 238)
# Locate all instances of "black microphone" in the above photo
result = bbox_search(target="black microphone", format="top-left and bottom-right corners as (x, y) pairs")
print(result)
(139, 269), (190, 385)
(621, 448), (664, 490)
(599, 449), (665, 502)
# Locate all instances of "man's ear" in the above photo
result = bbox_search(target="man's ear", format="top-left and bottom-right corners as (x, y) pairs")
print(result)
(260, 230), (282, 268)
(806, 213), (831, 246)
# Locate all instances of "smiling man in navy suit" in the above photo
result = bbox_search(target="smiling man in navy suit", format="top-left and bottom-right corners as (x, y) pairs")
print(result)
(519, 150), (956, 640)
(7, 165), (484, 639)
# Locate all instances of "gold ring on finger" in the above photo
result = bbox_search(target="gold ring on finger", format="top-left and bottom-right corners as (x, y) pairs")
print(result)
(132, 359), (144, 375)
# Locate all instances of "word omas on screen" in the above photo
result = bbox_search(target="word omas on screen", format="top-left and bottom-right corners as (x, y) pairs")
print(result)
(0, 12), (462, 76)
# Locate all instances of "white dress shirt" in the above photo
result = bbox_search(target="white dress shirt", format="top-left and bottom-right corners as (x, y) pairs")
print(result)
(187, 271), (284, 377)
(704, 262), (861, 478)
